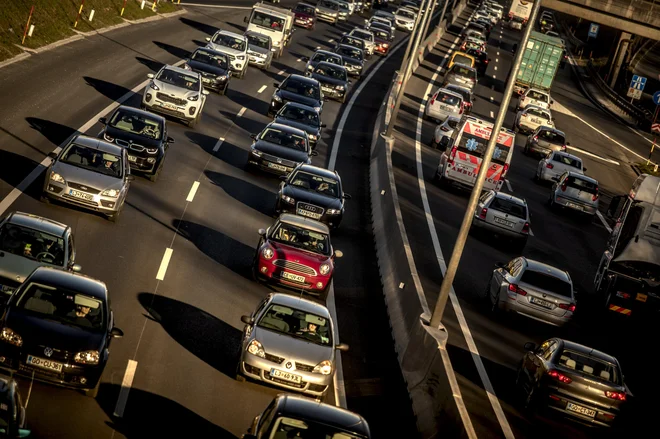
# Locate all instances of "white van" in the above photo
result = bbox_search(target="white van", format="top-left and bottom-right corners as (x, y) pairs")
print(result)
(244, 2), (295, 58)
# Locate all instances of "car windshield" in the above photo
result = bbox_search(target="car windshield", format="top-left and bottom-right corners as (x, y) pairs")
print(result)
(398, 9), (415, 19)
(211, 33), (247, 51)
(373, 29), (389, 39)
(452, 65), (475, 78)
(337, 2), (349, 11)
(282, 78), (321, 100)
(315, 65), (347, 81)
(16, 282), (105, 331)
(453, 54), (473, 66)
(295, 4), (315, 14)
(279, 105), (320, 126)
(521, 270), (572, 297)
(528, 90), (549, 101)
(270, 222), (331, 255)
(552, 154), (582, 169)
(249, 11), (285, 30)
(352, 31), (372, 41)
(557, 350), (622, 385)
(526, 108), (550, 119)
(512, 16), (524, 23)
(342, 36), (363, 48)
(538, 129), (565, 145)
(436, 92), (461, 106)
(108, 109), (163, 140)
(268, 417), (364, 439)
(290, 171), (340, 197)
(313, 52), (342, 65)
(257, 304), (332, 346)
(566, 176), (598, 194)
(156, 68), (200, 91)
(260, 128), (308, 152)
(0, 223), (65, 266)
(457, 133), (511, 165)
(446, 118), (460, 129)
(60, 143), (123, 178)
(191, 50), (228, 69)
(337, 46), (362, 59)
(247, 34), (270, 49)
(320, 0), (339, 10)
(490, 197), (527, 219)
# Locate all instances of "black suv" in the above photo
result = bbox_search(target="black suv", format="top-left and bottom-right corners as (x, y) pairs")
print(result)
(269, 74), (324, 116)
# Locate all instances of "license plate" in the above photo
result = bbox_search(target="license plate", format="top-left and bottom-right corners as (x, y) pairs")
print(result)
(267, 162), (288, 172)
(202, 78), (211, 83)
(161, 102), (177, 110)
(128, 155), (137, 162)
(566, 402), (596, 417)
(270, 368), (302, 383)
(281, 271), (305, 283)
(494, 217), (515, 228)
(455, 164), (472, 172)
(322, 86), (333, 93)
(297, 208), (322, 219)
(27, 355), (63, 372)
(69, 189), (94, 201)
(531, 118), (542, 124)
(530, 297), (553, 309)
(636, 293), (647, 302)
(0, 284), (15, 294)
(567, 202), (583, 211)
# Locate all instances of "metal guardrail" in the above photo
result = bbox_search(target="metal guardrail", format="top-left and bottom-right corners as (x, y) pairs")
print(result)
(564, 0), (660, 27)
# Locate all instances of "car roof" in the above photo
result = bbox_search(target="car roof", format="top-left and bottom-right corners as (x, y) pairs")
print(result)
(27, 266), (108, 299)
(244, 30), (271, 40)
(556, 339), (619, 365)
(523, 258), (570, 282)
(436, 88), (464, 100)
(313, 49), (339, 57)
(492, 191), (527, 206)
(6, 212), (69, 237)
(275, 394), (371, 436)
(71, 134), (124, 156)
(115, 104), (166, 123)
(288, 73), (319, 85)
(270, 292), (331, 317)
(522, 105), (550, 113)
(215, 29), (246, 39)
(350, 28), (373, 36)
(551, 151), (581, 161)
(537, 126), (565, 135)
(281, 101), (320, 112)
(278, 213), (330, 234)
(565, 172), (598, 184)
(266, 122), (309, 137)
(316, 61), (347, 72)
(296, 163), (340, 180)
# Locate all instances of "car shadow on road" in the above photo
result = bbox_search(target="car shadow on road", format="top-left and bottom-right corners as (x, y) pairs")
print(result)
(185, 130), (219, 155)
(204, 170), (276, 218)
(82, 77), (139, 103)
(135, 56), (164, 73)
(308, 36), (334, 49)
(153, 40), (192, 59)
(225, 21), (247, 33)
(137, 292), (243, 377)
(0, 149), (43, 200)
(97, 383), (236, 438)
(226, 88), (270, 116)
(179, 17), (219, 35)
(192, 39), (208, 47)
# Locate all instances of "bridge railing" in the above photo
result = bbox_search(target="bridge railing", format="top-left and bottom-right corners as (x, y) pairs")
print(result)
(565, 0), (660, 26)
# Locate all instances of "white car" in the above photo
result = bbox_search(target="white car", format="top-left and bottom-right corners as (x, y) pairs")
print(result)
(366, 16), (395, 35)
(347, 28), (376, 56)
(535, 151), (585, 183)
(425, 88), (464, 122)
(206, 30), (249, 79)
(518, 87), (552, 111)
(394, 7), (416, 32)
(430, 115), (461, 149)
(514, 105), (554, 134)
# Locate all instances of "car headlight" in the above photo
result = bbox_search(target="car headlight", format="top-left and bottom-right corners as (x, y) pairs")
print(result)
(314, 106), (321, 112)
(262, 247), (274, 259)
(149, 82), (160, 91)
(313, 360), (333, 375)
(217, 75), (228, 81)
(335, 85), (345, 91)
(273, 94), (282, 102)
(308, 134), (317, 140)
(74, 350), (100, 365)
(101, 188), (120, 198)
(281, 194), (295, 204)
(187, 94), (200, 102)
(50, 172), (65, 183)
(237, 55), (246, 60)
(326, 209), (341, 215)
(319, 263), (331, 275)
(247, 339), (265, 358)
(251, 147), (262, 157)
(103, 132), (114, 142)
(183, 63), (191, 70)
(307, 64), (314, 71)
(146, 147), (158, 154)
(0, 328), (22, 347)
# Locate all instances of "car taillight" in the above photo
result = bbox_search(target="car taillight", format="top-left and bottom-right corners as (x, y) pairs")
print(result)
(532, 135), (538, 142)
(479, 207), (488, 219)
(547, 369), (572, 384)
(508, 283), (527, 296)
(546, 163), (553, 169)
(440, 126), (450, 132)
(430, 92), (437, 106)
(522, 222), (530, 234)
(561, 182), (567, 191)
(616, 291), (631, 299)
(501, 163), (509, 177)
(592, 187), (599, 201)
(558, 303), (576, 312)
(449, 145), (458, 163)
(459, 105), (464, 115)
(561, 144), (567, 151)
(605, 391), (626, 401)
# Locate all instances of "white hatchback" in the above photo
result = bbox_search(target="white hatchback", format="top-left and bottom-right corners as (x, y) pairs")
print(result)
(535, 151), (585, 183)
(518, 87), (552, 111)
(425, 88), (464, 122)
(515, 105), (553, 134)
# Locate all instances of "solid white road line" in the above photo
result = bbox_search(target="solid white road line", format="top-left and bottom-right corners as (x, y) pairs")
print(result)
(257, 85), (267, 93)
(114, 360), (139, 418)
(326, 284), (347, 408)
(495, 58), (498, 62)
(277, 69), (286, 76)
(156, 248), (174, 281)
(237, 107), (247, 118)
(505, 179), (513, 192)
(213, 137), (225, 152)
(494, 66), (498, 71)
(565, 145), (620, 165)
(412, 31), (516, 439)
(186, 181), (200, 202)
(597, 211), (613, 233)
(296, 58), (302, 62)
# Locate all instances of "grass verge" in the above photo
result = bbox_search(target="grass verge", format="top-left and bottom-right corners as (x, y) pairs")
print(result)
(636, 162), (660, 176)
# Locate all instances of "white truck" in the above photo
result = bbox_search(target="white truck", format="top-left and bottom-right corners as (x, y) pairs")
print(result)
(244, 2), (295, 58)
(507, 0), (532, 28)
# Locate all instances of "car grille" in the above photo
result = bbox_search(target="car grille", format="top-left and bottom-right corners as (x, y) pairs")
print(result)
(295, 362), (315, 372)
(34, 345), (73, 362)
(265, 374), (306, 389)
(265, 353), (284, 364)
(68, 182), (101, 194)
(273, 260), (317, 276)
(128, 143), (149, 152)
(296, 202), (325, 216)
(156, 92), (187, 106)
(62, 194), (99, 207)
(261, 153), (297, 168)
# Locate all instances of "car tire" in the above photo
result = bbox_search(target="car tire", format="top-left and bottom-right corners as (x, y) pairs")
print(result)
(148, 164), (162, 182)
(235, 362), (246, 382)
(40, 194), (50, 204)
(340, 94), (346, 104)
(187, 117), (196, 129)
(219, 85), (227, 96)
(85, 380), (100, 398)
(524, 385), (538, 412)
(107, 211), (120, 223)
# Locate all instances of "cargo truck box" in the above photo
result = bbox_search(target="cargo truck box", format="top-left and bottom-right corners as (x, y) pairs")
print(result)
(514, 31), (563, 95)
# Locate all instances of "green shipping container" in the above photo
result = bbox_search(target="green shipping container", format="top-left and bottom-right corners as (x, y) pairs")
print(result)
(515, 31), (563, 92)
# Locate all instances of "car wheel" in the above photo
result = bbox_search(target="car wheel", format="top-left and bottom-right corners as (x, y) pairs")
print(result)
(524, 385), (538, 411)
(219, 85), (227, 96)
(85, 380), (100, 398)
(107, 211), (119, 223)
(187, 117), (196, 129)
(483, 276), (492, 300)
(148, 164), (161, 182)
(340, 94), (346, 104)
(235, 361), (246, 382)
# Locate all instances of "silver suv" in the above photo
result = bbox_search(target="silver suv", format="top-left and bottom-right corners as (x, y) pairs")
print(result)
(206, 30), (250, 78)
(472, 190), (531, 249)
(142, 65), (209, 128)
(549, 171), (599, 219)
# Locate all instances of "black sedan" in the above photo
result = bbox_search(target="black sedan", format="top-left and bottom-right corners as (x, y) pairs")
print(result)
(308, 61), (351, 103)
(273, 102), (326, 149)
(275, 164), (350, 229)
(0, 376), (29, 438)
(0, 266), (124, 398)
(304, 49), (344, 75)
(466, 48), (490, 76)
(336, 35), (368, 59)
(183, 47), (231, 94)
(98, 105), (173, 182)
(517, 338), (629, 428)
(333, 44), (365, 77)
(246, 122), (317, 176)
(268, 74), (324, 117)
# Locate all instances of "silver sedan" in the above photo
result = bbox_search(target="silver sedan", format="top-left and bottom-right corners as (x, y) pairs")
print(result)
(472, 190), (531, 249)
(486, 257), (576, 327)
(549, 171), (599, 217)
(237, 293), (349, 399)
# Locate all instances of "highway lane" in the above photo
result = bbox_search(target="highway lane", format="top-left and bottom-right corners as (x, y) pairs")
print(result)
(0, 2), (418, 437)
(390, 5), (655, 439)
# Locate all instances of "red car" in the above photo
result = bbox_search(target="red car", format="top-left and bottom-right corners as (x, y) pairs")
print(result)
(293, 2), (317, 30)
(372, 28), (392, 56)
(254, 214), (343, 301)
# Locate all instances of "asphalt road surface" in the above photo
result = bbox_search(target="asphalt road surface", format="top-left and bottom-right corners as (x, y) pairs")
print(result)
(391, 3), (657, 439)
(0, 1), (420, 437)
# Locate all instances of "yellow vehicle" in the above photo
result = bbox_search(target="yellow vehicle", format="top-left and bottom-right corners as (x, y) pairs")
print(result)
(448, 51), (475, 69)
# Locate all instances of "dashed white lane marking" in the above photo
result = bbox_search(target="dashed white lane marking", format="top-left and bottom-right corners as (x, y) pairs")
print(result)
(497, 51), (500, 55)
(495, 58), (498, 62)
(499, 34), (502, 38)
(597, 211), (613, 233)
(505, 179), (513, 192)
(237, 107), (247, 118)
(329, 38), (335, 43)
(257, 85), (267, 93)
(113, 360), (138, 418)
(156, 248), (174, 281)
(277, 69), (286, 76)
(565, 146), (620, 165)
(492, 74), (496, 78)
(297, 58), (302, 62)
(186, 181), (200, 202)
(494, 66), (498, 71)
(490, 110), (494, 117)
(213, 137), (224, 152)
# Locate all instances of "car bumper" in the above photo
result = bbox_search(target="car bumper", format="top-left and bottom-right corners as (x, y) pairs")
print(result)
(238, 354), (331, 396)
(247, 153), (299, 176)
(316, 13), (338, 23)
(43, 180), (122, 214)
(344, 65), (363, 77)
(294, 18), (315, 29)
(518, 121), (542, 134)
(425, 106), (457, 122)
(544, 389), (619, 427)
(276, 203), (343, 228)
(496, 293), (572, 326)
(248, 54), (270, 67)
(255, 258), (331, 296)
(228, 60), (247, 73)
(552, 194), (597, 215)
(320, 85), (346, 100)
(473, 216), (526, 239)
(374, 45), (390, 55)
(142, 93), (200, 121)
(127, 153), (161, 174)
(527, 142), (562, 156)
(201, 77), (228, 92)
(396, 21), (414, 31)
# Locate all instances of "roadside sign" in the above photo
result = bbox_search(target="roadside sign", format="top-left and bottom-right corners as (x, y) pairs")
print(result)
(628, 87), (643, 100)
(588, 23), (599, 38)
(652, 123), (660, 134)
(653, 91), (660, 106)
(630, 75), (647, 91)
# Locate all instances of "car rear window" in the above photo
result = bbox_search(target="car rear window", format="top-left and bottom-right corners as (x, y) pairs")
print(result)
(558, 350), (621, 385)
(447, 118), (460, 129)
(451, 65), (475, 79)
(528, 90), (548, 101)
(436, 92), (461, 106)
(490, 197), (527, 219)
(526, 108), (549, 118)
(552, 154), (581, 169)
(521, 270), (572, 297)
(566, 176), (598, 194)
(453, 55), (473, 66)
(538, 129), (565, 145)
(447, 86), (471, 101)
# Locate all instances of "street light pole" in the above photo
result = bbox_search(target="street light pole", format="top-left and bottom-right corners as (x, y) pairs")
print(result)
(384, 0), (435, 138)
(413, 0), (440, 80)
(429, 0), (543, 328)
(398, 0), (434, 78)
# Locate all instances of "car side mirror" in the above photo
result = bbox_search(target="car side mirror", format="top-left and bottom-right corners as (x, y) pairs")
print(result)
(488, 58), (492, 62)
(273, 82), (280, 88)
(523, 342), (536, 352)
(241, 315), (254, 325)
(243, 16), (248, 23)
(167, 136), (175, 143)
(334, 250), (343, 258)
(566, 141), (571, 146)
(551, 176), (560, 182)
(111, 327), (124, 338)
(320, 123), (327, 128)
(582, 167), (587, 172)
(202, 90), (210, 96)
(494, 262), (506, 269)
(205, 37), (211, 42)
(147, 73), (155, 79)
(71, 264), (82, 273)
(551, 99), (555, 104)
(258, 228), (267, 237)
(279, 175), (287, 181)
(250, 133), (257, 140)
(48, 151), (58, 159)
(99, 117), (107, 125)
(310, 150), (319, 156)
(127, 175), (135, 181)
(335, 343), (349, 351)
(343, 193), (352, 200)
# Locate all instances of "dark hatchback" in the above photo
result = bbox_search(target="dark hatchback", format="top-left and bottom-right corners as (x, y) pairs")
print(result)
(183, 47), (231, 94)
(372, 28), (393, 55)
(276, 164), (351, 229)
(466, 47), (490, 76)
(308, 61), (351, 103)
(293, 2), (317, 29)
(336, 35), (368, 58)
(247, 122), (317, 176)
(0, 376), (29, 438)
(268, 74), (324, 117)
(333, 44), (365, 77)
(273, 102), (326, 149)
(98, 105), (173, 182)
(0, 267), (123, 398)
(304, 49), (344, 75)
(244, 394), (371, 439)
